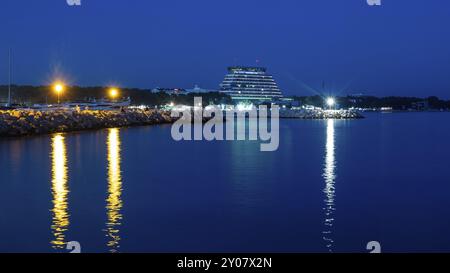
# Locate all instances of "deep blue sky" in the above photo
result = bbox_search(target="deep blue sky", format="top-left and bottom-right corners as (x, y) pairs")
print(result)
(1, 0), (450, 98)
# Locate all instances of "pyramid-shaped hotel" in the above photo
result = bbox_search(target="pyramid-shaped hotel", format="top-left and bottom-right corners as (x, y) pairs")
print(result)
(219, 66), (283, 102)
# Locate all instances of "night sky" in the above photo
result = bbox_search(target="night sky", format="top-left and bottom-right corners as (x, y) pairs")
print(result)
(1, 0), (450, 98)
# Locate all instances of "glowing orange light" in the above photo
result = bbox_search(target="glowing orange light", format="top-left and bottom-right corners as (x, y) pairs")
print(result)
(54, 83), (65, 94)
(109, 88), (119, 99)
(53, 82), (66, 104)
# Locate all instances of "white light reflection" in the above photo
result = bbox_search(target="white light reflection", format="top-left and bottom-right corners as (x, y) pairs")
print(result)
(323, 119), (336, 252)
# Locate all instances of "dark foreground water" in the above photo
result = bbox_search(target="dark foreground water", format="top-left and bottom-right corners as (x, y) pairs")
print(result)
(1, 112), (450, 253)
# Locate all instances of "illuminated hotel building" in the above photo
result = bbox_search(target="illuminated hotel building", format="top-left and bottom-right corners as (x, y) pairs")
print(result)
(220, 66), (283, 102)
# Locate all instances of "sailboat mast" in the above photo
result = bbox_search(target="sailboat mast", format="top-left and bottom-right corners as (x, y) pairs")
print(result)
(8, 48), (12, 106)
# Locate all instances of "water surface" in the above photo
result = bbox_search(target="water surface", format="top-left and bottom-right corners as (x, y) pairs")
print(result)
(1, 112), (450, 253)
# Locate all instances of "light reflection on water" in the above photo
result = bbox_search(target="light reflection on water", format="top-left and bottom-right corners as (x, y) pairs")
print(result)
(46, 121), (338, 252)
(322, 119), (336, 252)
(49, 129), (124, 252)
(1, 114), (449, 252)
(105, 128), (123, 252)
(50, 134), (70, 249)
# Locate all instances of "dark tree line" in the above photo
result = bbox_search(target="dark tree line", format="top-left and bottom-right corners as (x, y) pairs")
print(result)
(290, 95), (450, 110)
(0, 85), (232, 106)
(1, 85), (449, 109)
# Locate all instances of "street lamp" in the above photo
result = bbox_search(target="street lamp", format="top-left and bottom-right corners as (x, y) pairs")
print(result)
(109, 88), (119, 100)
(326, 97), (335, 110)
(53, 83), (65, 104)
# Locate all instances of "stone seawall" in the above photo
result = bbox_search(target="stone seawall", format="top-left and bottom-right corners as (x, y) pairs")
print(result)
(0, 109), (176, 137)
(279, 109), (364, 119)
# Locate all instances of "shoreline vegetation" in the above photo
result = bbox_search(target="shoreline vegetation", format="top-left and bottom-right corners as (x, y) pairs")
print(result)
(0, 85), (232, 107)
(1, 85), (450, 111)
(292, 95), (450, 111)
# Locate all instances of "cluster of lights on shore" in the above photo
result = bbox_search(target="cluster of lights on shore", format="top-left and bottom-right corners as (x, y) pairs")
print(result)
(51, 81), (336, 109)
(52, 82), (120, 104)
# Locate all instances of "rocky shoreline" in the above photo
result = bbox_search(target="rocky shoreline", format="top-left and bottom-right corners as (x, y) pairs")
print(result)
(279, 109), (364, 119)
(0, 109), (176, 137)
(0, 108), (365, 138)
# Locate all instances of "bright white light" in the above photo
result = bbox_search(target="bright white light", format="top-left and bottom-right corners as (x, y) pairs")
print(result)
(326, 97), (335, 107)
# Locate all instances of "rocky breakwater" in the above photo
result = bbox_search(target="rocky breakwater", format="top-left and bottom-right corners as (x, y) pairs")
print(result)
(280, 109), (364, 119)
(0, 109), (176, 137)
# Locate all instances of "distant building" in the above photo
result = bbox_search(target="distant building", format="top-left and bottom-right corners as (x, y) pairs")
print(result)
(152, 88), (187, 95)
(186, 85), (217, 93)
(219, 66), (283, 102)
(412, 101), (430, 111)
(274, 97), (298, 108)
(349, 93), (365, 97)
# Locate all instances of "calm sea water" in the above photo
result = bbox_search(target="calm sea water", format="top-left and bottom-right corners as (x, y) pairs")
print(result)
(1, 112), (450, 253)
